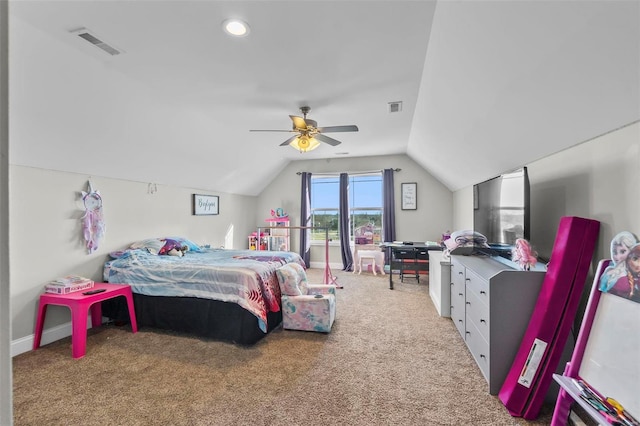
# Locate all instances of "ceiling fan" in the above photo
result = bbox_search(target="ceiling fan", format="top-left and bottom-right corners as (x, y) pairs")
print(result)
(250, 106), (358, 152)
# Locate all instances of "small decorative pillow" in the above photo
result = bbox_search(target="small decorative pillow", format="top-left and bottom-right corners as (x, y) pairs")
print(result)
(285, 262), (308, 295)
(276, 264), (304, 296)
(167, 237), (202, 252)
(159, 238), (184, 255)
(130, 238), (166, 255)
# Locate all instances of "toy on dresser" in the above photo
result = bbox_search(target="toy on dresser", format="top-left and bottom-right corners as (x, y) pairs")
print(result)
(512, 238), (538, 271)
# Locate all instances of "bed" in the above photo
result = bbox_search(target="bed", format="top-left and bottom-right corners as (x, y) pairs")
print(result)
(102, 237), (305, 344)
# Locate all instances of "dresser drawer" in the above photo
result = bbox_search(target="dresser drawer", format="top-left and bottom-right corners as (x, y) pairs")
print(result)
(451, 260), (465, 287)
(466, 289), (489, 342)
(451, 308), (465, 339)
(465, 320), (490, 381)
(465, 267), (489, 301)
(450, 287), (466, 339)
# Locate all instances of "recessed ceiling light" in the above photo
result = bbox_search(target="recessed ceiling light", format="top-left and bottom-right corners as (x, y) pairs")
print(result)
(222, 19), (250, 37)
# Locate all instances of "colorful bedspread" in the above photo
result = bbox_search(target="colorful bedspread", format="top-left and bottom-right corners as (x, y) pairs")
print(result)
(104, 248), (305, 332)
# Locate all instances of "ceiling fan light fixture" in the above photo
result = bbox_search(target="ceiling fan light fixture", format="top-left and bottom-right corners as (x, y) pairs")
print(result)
(222, 19), (250, 37)
(290, 135), (320, 153)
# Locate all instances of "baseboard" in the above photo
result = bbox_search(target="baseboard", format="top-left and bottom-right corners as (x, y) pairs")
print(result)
(309, 261), (343, 270)
(12, 315), (97, 357)
(11, 321), (72, 357)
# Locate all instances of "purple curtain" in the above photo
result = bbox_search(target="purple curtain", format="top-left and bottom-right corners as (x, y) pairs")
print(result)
(339, 173), (354, 271)
(383, 168), (396, 243)
(299, 172), (312, 267)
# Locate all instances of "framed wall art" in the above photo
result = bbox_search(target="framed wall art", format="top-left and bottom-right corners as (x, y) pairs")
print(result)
(401, 182), (417, 210)
(192, 194), (219, 215)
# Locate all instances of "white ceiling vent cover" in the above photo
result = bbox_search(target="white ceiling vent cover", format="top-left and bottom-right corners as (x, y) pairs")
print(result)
(388, 101), (403, 113)
(69, 28), (123, 56)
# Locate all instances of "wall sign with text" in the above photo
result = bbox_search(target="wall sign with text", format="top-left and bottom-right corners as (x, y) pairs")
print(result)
(401, 182), (417, 210)
(192, 194), (219, 215)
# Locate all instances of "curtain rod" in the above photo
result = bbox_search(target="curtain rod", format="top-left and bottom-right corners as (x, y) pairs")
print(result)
(296, 168), (400, 176)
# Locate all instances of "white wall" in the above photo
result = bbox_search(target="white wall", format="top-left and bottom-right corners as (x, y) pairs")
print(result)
(452, 185), (473, 232)
(9, 166), (258, 342)
(256, 154), (453, 266)
(452, 121), (639, 262)
(0, 1), (12, 422)
(528, 122), (639, 260)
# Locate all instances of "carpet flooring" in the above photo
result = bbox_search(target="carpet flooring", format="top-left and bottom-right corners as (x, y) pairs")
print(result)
(13, 268), (554, 425)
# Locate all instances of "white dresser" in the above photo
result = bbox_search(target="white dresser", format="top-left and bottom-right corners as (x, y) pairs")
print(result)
(450, 254), (545, 394)
(428, 250), (451, 317)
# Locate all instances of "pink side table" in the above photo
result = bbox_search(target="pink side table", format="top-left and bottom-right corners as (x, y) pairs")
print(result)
(33, 282), (138, 359)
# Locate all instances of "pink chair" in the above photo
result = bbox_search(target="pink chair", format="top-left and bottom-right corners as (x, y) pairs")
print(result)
(276, 263), (336, 332)
(33, 283), (137, 359)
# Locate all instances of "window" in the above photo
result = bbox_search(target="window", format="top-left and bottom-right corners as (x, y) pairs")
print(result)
(310, 173), (383, 243)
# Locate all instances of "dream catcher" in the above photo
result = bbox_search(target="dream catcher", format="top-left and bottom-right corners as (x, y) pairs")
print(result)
(81, 181), (105, 253)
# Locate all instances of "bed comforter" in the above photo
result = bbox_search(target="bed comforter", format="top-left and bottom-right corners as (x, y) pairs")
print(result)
(104, 248), (304, 332)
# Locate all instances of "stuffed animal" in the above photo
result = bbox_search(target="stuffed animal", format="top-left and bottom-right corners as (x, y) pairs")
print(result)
(159, 239), (189, 257)
(512, 238), (537, 270)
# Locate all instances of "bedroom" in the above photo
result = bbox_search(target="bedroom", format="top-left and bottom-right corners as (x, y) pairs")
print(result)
(1, 0), (639, 424)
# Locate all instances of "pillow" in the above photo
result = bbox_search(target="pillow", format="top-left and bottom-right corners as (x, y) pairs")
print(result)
(276, 263), (309, 296)
(129, 238), (166, 255)
(158, 238), (185, 255)
(168, 237), (203, 252)
(286, 262), (308, 294)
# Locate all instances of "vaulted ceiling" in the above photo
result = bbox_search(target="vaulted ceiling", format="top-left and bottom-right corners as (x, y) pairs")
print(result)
(8, 1), (640, 196)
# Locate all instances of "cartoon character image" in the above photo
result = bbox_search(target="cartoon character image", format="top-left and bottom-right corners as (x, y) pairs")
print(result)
(608, 243), (640, 302)
(512, 238), (537, 271)
(610, 231), (636, 264)
(599, 231), (638, 292)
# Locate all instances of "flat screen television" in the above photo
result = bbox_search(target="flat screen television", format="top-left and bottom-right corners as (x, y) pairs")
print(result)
(473, 167), (530, 258)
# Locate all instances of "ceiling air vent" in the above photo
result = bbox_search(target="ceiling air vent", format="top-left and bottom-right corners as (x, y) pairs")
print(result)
(69, 28), (123, 56)
(388, 101), (403, 113)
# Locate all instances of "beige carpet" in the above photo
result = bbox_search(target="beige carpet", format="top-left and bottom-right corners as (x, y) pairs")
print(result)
(13, 268), (554, 425)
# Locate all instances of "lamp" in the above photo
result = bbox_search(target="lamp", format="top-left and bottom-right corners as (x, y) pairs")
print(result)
(290, 135), (320, 153)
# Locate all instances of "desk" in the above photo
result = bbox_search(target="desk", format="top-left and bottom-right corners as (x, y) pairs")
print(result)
(33, 283), (137, 359)
(381, 243), (442, 289)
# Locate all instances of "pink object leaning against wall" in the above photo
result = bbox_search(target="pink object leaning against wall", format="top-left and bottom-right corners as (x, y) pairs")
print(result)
(498, 216), (600, 419)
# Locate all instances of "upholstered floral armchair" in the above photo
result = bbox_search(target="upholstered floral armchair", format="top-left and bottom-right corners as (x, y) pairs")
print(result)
(275, 263), (336, 332)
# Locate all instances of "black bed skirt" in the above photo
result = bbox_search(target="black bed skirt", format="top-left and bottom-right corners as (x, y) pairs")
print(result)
(102, 294), (282, 345)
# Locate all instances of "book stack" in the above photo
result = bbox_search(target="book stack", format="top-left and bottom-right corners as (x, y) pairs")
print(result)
(44, 275), (94, 294)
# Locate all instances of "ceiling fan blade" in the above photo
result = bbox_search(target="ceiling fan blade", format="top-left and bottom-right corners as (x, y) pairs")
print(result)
(249, 129), (295, 132)
(279, 135), (299, 146)
(290, 115), (308, 130)
(315, 133), (342, 146)
(317, 125), (359, 133)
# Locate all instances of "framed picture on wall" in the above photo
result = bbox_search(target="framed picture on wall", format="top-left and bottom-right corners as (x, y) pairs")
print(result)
(401, 182), (417, 210)
(192, 194), (219, 215)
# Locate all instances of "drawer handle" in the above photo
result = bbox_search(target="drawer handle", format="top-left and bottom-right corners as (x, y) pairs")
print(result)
(480, 319), (486, 323)
(458, 271), (463, 275)
(480, 290), (486, 295)
(458, 319), (463, 323)
(459, 293), (463, 296)
(465, 278), (470, 281)
(466, 301), (471, 305)
(466, 331), (470, 335)
(480, 354), (486, 359)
